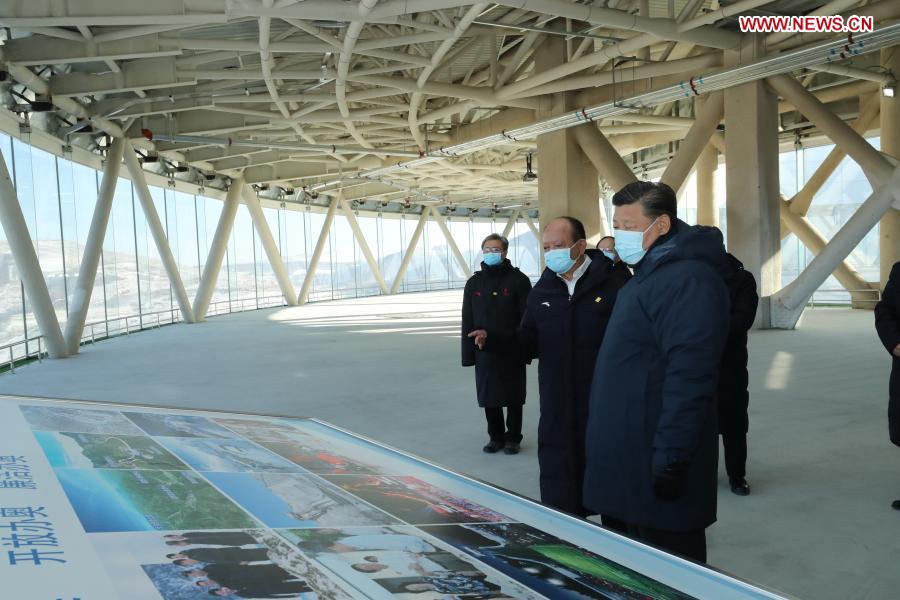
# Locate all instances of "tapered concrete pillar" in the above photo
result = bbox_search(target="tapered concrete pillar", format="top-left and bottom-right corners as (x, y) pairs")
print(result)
(696, 143), (719, 226)
(535, 33), (601, 243)
(0, 144), (67, 358)
(725, 35), (781, 328)
(880, 46), (900, 286)
(242, 184), (298, 306)
(64, 138), (125, 354)
(193, 179), (242, 321)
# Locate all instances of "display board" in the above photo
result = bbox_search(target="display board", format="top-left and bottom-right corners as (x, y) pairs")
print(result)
(0, 395), (786, 600)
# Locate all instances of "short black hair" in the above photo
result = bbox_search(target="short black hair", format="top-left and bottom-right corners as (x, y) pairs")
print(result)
(612, 181), (676, 220)
(596, 235), (614, 247)
(481, 233), (509, 252)
(553, 216), (586, 243)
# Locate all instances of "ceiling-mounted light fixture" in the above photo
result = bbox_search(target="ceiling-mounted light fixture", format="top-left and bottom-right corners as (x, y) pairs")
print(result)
(522, 153), (538, 183)
(884, 83), (896, 98)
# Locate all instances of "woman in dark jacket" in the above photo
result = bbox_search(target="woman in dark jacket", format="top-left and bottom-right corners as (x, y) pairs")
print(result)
(462, 234), (533, 455)
(875, 261), (900, 510)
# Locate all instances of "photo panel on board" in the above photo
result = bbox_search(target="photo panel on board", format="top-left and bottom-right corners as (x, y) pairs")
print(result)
(91, 529), (354, 600)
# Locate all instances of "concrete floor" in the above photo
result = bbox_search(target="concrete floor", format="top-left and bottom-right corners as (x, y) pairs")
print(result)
(0, 291), (897, 600)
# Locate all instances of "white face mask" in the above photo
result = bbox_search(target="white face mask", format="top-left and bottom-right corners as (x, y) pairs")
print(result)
(613, 217), (659, 266)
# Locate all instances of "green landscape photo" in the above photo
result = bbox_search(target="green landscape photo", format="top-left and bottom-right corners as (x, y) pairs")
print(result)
(35, 431), (189, 470)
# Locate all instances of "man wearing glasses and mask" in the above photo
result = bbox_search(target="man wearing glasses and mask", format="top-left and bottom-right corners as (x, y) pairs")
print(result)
(468, 218), (631, 516)
(462, 234), (533, 455)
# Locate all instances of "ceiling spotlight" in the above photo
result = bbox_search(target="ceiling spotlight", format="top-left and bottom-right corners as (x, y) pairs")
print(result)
(174, 162), (189, 173)
(884, 84), (896, 98)
(522, 153), (538, 183)
(140, 152), (159, 164)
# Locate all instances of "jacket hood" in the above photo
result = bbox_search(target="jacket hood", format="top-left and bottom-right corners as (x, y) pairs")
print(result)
(635, 219), (729, 280)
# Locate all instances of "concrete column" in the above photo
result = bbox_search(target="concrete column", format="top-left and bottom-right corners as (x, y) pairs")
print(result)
(0, 143), (67, 358)
(390, 207), (430, 295)
(298, 196), (338, 305)
(242, 184), (298, 306)
(880, 46), (900, 286)
(661, 92), (724, 193)
(193, 179), (242, 321)
(573, 124), (637, 193)
(432, 211), (472, 279)
(123, 140), (194, 323)
(501, 210), (520, 238)
(696, 143), (719, 226)
(64, 138), (124, 354)
(535, 32), (601, 244)
(339, 195), (389, 294)
(725, 35), (782, 328)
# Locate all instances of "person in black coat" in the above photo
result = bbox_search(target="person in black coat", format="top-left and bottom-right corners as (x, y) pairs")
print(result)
(584, 182), (730, 563)
(718, 253), (759, 497)
(462, 233), (533, 455)
(875, 261), (900, 510)
(468, 217), (631, 517)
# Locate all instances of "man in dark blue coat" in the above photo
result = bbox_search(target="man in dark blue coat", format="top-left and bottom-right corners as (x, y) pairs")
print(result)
(462, 233), (533, 454)
(874, 261), (900, 510)
(469, 217), (631, 517)
(718, 254), (759, 496)
(583, 181), (730, 563)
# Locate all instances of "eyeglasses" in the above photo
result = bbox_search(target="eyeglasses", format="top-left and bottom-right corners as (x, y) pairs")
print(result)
(481, 248), (503, 253)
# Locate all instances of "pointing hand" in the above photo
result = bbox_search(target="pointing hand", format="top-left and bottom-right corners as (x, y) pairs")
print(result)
(468, 329), (487, 350)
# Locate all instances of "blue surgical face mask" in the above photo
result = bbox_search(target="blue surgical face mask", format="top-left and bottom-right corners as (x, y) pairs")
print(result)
(600, 249), (617, 262)
(483, 252), (503, 266)
(545, 244), (577, 274)
(614, 217), (659, 266)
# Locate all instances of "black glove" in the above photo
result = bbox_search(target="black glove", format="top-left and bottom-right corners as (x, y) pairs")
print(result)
(652, 462), (687, 502)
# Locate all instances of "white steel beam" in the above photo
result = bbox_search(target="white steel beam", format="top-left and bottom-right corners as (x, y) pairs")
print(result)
(338, 195), (389, 294)
(122, 139), (195, 323)
(790, 93), (881, 216)
(660, 92), (724, 191)
(501, 210), (520, 238)
(771, 168), (900, 328)
(767, 74), (894, 185)
(432, 211), (473, 279)
(298, 196), (339, 305)
(573, 124), (638, 192)
(390, 207), (430, 295)
(1, 35), (180, 66)
(524, 215), (544, 271)
(242, 184), (298, 306)
(0, 142), (68, 358)
(63, 138), (125, 354)
(193, 179), (242, 321)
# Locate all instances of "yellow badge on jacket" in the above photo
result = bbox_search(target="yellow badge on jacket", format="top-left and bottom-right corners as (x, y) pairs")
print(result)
(595, 296), (602, 303)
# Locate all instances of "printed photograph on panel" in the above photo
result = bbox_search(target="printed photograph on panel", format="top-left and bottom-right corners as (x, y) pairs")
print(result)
(20, 404), (144, 435)
(323, 475), (511, 525)
(54, 468), (259, 532)
(34, 431), (189, 470)
(203, 471), (400, 529)
(123, 412), (239, 438)
(213, 417), (308, 442)
(283, 526), (540, 600)
(422, 522), (697, 600)
(155, 436), (303, 473)
(93, 529), (354, 600)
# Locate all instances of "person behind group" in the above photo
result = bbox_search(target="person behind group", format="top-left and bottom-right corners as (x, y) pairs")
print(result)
(583, 181), (730, 562)
(595, 236), (620, 265)
(875, 260), (900, 510)
(462, 233), (533, 454)
(468, 217), (631, 516)
(718, 253), (759, 496)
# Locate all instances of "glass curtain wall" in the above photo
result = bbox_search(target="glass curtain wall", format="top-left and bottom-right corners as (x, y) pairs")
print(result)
(0, 130), (881, 359)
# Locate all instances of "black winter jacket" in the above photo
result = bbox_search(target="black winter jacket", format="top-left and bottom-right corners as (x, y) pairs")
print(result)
(875, 261), (900, 446)
(461, 260), (532, 408)
(584, 221), (730, 532)
(486, 251), (631, 516)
